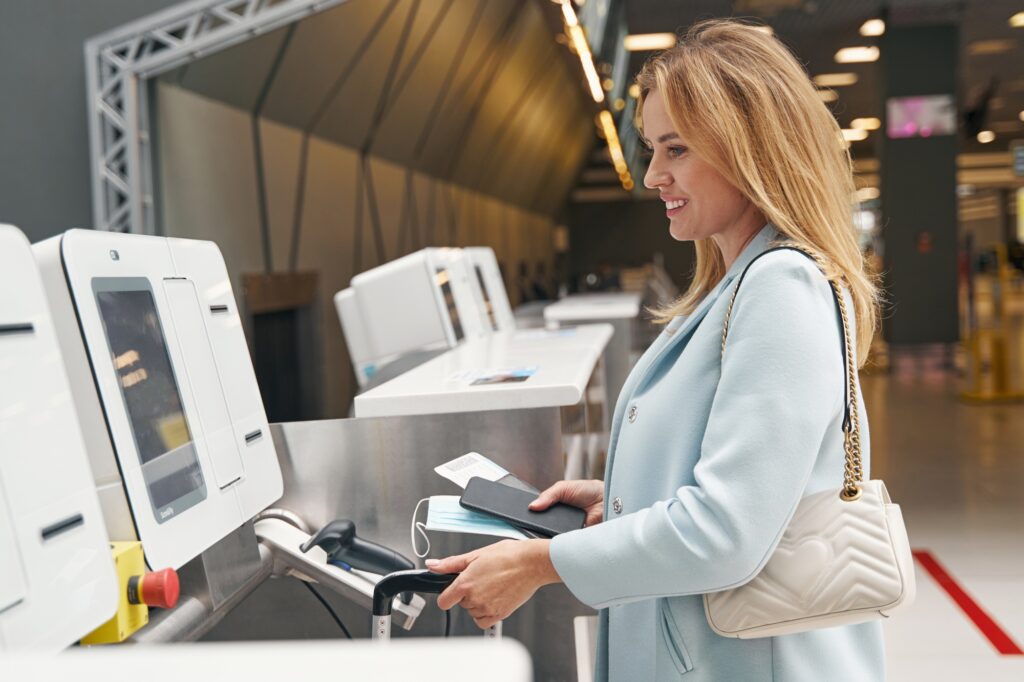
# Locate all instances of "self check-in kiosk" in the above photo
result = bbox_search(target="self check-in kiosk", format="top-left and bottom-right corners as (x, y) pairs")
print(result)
(348, 247), (490, 362)
(0, 225), (117, 651)
(35, 229), (283, 571)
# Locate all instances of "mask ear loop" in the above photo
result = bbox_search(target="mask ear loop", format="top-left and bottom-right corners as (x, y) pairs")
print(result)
(410, 497), (431, 559)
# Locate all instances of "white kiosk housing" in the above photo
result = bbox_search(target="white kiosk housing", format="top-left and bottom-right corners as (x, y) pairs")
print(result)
(0, 225), (117, 651)
(348, 247), (489, 365)
(35, 230), (283, 570)
(333, 288), (378, 388)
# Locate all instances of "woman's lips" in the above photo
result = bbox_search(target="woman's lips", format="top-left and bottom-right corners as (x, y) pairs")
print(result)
(664, 198), (688, 217)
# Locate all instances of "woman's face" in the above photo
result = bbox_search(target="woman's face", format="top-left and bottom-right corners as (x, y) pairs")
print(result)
(641, 90), (754, 242)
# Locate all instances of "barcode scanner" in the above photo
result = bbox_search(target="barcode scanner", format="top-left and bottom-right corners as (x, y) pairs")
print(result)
(300, 519), (415, 575)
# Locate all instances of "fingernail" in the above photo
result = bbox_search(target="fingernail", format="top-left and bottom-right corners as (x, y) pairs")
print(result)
(425, 559), (438, 567)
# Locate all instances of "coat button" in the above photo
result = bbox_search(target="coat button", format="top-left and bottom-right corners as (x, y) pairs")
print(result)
(612, 497), (623, 514)
(627, 405), (638, 423)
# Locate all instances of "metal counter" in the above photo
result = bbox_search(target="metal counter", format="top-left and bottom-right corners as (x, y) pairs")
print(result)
(204, 410), (596, 681)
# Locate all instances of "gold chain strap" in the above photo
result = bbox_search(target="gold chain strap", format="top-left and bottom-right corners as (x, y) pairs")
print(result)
(720, 245), (863, 502)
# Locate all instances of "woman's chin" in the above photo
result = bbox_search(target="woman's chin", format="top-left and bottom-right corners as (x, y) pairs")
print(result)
(668, 221), (699, 242)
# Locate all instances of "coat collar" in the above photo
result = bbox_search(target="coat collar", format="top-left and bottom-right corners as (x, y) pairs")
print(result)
(664, 223), (779, 340)
(630, 224), (779, 393)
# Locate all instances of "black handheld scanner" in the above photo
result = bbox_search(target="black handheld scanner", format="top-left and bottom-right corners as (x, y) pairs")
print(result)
(300, 520), (415, 576)
(372, 569), (458, 617)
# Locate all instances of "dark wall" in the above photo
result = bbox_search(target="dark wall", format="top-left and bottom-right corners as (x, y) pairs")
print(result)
(567, 199), (695, 290)
(880, 24), (960, 345)
(0, 0), (180, 242)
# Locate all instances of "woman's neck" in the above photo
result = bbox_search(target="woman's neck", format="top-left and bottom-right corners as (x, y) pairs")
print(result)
(712, 205), (767, 270)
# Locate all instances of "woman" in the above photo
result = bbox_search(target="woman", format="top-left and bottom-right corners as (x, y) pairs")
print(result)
(427, 19), (882, 681)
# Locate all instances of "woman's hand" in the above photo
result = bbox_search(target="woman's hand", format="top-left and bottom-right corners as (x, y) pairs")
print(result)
(427, 539), (560, 629)
(529, 479), (604, 526)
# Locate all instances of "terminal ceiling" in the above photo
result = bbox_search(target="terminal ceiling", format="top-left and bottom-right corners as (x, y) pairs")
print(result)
(161, 0), (594, 216)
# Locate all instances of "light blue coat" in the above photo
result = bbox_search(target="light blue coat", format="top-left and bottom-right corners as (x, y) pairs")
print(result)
(550, 225), (884, 681)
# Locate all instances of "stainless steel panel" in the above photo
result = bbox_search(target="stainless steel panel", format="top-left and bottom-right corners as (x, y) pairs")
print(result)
(206, 411), (594, 681)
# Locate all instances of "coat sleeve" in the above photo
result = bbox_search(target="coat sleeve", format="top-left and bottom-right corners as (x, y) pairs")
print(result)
(549, 252), (845, 609)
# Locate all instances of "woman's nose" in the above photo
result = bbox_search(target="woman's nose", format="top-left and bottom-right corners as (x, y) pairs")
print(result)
(644, 160), (670, 190)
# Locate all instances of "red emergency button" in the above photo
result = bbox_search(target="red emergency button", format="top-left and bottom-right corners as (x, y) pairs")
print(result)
(127, 567), (180, 609)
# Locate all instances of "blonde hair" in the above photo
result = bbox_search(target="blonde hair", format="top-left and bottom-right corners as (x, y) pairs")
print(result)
(636, 19), (878, 364)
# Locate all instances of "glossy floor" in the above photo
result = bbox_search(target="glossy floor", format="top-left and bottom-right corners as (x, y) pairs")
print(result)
(865, 363), (1024, 679)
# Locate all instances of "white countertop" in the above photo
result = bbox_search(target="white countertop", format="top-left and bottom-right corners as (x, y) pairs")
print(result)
(354, 323), (613, 417)
(543, 292), (643, 322)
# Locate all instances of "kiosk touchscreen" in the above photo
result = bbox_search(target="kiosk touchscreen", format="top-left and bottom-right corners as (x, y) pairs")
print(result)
(348, 248), (489, 362)
(0, 225), (117, 651)
(34, 230), (283, 570)
(465, 247), (515, 333)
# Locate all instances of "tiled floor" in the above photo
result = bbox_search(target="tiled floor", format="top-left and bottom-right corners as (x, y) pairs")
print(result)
(864, 367), (1024, 679)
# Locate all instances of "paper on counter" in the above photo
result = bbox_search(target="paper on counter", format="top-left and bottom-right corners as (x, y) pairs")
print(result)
(435, 452), (509, 489)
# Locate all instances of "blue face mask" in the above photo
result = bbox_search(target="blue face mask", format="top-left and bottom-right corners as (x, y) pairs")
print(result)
(411, 496), (526, 558)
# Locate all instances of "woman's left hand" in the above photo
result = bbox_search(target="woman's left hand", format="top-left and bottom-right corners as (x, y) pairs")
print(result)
(427, 539), (561, 629)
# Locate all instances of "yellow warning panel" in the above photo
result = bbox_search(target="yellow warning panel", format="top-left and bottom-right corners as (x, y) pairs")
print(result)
(81, 542), (148, 644)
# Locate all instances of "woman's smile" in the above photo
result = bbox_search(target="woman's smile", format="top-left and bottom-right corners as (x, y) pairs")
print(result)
(663, 196), (689, 217)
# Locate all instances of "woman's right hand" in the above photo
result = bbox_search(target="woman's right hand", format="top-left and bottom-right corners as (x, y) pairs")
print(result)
(529, 479), (605, 527)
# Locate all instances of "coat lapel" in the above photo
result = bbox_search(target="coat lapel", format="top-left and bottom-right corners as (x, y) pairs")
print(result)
(627, 225), (780, 396)
(601, 225), (781, 489)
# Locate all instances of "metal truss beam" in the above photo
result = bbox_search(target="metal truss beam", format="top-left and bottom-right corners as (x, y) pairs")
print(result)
(85, 0), (349, 234)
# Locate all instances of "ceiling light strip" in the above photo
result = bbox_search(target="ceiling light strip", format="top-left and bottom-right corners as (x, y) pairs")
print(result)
(561, 2), (604, 103)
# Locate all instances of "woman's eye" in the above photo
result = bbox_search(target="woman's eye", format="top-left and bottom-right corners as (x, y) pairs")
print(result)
(667, 146), (688, 159)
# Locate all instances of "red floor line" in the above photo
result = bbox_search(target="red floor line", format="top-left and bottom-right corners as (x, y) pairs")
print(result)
(913, 549), (1024, 656)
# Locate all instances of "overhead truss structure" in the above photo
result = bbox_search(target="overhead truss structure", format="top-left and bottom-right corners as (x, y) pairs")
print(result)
(85, 0), (347, 234)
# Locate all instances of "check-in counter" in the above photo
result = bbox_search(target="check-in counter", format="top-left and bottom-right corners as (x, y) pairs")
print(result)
(354, 324), (612, 419)
(543, 292), (644, 409)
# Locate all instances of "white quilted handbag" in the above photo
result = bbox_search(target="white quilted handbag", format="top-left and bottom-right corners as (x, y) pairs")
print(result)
(703, 245), (916, 639)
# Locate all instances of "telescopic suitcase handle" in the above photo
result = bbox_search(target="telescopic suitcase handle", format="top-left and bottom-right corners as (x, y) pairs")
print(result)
(371, 569), (502, 641)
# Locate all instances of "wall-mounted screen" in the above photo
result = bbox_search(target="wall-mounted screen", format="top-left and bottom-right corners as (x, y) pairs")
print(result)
(93, 279), (206, 523)
(886, 94), (956, 138)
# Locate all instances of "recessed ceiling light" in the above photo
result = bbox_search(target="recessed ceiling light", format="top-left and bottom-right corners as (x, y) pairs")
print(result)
(977, 130), (996, 143)
(623, 33), (676, 51)
(842, 128), (870, 142)
(835, 46), (880, 63)
(1019, 110), (1024, 122)
(968, 40), (1014, 56)
(818, 89), (839, 103)
(813, 73), (858, 87)
(860, 19), (885, 37)
(628, 84), (641, 99)
(851, 117), (881, 131)
(1010, 12), (1024, 28)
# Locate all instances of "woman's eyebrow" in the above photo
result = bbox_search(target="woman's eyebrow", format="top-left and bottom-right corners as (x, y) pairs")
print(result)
(657, 132), (680, 143)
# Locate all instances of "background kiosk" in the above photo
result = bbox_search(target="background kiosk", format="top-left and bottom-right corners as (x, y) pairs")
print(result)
(0, 225), (118, 651)
(350, 247), (489, 360)
(336, 247), (494, 391)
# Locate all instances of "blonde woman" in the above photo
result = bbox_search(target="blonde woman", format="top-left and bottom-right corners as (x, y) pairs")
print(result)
(428, 19), (882, 681)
